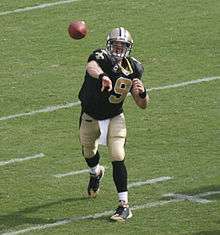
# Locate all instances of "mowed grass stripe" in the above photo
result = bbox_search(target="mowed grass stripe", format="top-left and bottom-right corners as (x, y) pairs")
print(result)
(1, 177), (174, 235)
(0, 0), (79, 16)
(3, 188), (218, 235)
(0, 76), (219, 122)
(1, 200), (179, 235)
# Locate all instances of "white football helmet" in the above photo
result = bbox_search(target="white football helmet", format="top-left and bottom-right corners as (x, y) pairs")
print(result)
(106, 27), (133, 60)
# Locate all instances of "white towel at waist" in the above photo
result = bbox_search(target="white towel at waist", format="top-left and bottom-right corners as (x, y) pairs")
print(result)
(98, 119), (110, 145)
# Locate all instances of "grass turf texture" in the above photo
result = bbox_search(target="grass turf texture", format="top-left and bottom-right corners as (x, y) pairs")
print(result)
(0, 0), (219, 234)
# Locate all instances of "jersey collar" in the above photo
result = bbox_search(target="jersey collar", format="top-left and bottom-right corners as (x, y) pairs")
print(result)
(119, 58), (133, 76)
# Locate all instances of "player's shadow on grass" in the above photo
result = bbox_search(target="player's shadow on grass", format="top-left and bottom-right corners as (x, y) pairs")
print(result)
(0, 196), (88, 231)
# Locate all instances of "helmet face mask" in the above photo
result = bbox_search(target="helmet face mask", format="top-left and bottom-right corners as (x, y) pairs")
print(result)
(106, 27), (133, 61)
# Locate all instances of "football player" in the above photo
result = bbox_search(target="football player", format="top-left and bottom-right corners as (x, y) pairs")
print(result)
(78, 27), (149, 221)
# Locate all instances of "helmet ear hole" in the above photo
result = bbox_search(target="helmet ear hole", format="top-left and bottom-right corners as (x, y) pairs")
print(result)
(126, 43), (131, 48)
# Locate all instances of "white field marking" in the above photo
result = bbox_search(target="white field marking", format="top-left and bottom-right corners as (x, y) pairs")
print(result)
(148, 76), (220, 91)
(164, 193), (211, 203)
(128, 176), (173, 188)
(3, 188), (217, 235)
(53, 166), (109, 178)
(0, 0), (79, 16)
(0, 199), (181, 235)
(163, 191), (220, 204)
(0, 153), (45, 166)
(0, 101), (81, 122)
(54, 168), (90, 178)
(197, 191), (220, 198)
(0, 76), (219, 122)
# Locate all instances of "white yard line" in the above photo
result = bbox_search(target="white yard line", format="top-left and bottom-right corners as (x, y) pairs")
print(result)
(0, 153), (45, 166)
(54, 168), (90, 178)
(0, 200), (180, 235)
(0, 76), (219, 122)
(0, 0), (79, 16)
(2, 189), (218, 235)
(163, 191), (220, 204)
(0, 101), (80, 122)
(54, 166), (109, 178)
(54, 167), (172, 185)
(163, 193), (211, 204)
(128, 176), (173, 188)
(148, 76), (220, 91)
(197, 191), (220, 198)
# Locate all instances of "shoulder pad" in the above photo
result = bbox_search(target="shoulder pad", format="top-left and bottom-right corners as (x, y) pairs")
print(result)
(130, 57), (144, 77)
(88, 49), (109, 62)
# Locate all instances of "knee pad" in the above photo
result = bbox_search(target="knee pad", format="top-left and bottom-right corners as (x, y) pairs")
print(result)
(108, 114), (126, 161)
(80, 112), (100, 158)
(82, 145), (99, 159)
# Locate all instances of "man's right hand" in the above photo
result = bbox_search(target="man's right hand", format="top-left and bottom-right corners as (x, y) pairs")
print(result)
(101, 76), (112, 92)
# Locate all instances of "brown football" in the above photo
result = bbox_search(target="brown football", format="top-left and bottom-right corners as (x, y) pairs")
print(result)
(68, 20), (88, 40)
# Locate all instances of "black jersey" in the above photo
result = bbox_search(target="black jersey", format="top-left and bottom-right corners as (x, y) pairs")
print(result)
(78, 48), (144, 120)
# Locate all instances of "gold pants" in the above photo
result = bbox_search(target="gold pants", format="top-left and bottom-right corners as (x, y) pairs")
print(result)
(79, 112), (126, 161)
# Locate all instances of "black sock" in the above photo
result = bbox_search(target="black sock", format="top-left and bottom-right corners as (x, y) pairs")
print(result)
(85, 151), (100, 168)
(112, 160), (128, 193)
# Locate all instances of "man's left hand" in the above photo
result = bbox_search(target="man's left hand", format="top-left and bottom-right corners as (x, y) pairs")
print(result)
(132, 78), (145, 95)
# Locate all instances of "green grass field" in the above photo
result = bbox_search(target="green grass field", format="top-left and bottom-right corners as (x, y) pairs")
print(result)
(0, 0), (220, 234)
